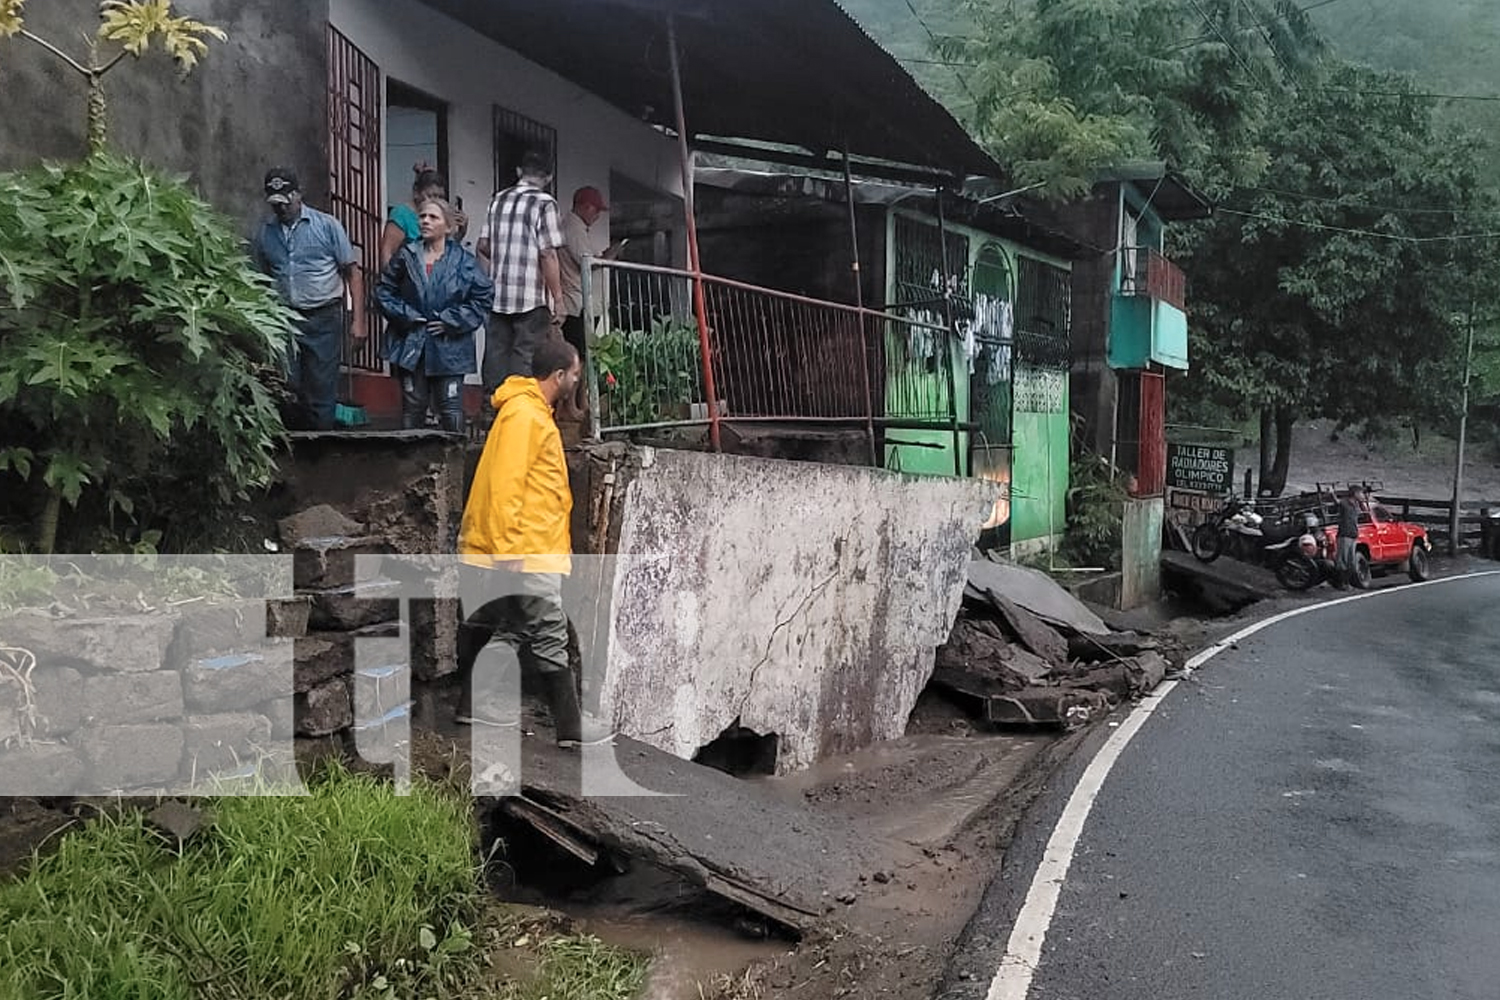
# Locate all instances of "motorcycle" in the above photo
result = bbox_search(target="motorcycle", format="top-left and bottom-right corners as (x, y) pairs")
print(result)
(1191, 496), (1263, 563)
(1273, 516), (1339, 591)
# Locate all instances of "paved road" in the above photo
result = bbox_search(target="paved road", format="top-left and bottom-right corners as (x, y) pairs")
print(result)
(943, 573), (1500, 1000)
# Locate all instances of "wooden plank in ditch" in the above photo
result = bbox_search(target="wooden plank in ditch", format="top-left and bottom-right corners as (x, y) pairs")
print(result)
(501, 797), (601, 866)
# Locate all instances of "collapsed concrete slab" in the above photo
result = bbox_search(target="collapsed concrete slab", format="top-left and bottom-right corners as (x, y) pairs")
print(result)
(479, 733), (878, 936)
(597, 448), (997, 774)
(966, 559), (1112, 635)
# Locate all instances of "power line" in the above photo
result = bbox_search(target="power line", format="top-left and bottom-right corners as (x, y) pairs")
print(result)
(1169, 0), (1350, 53)
(1317, 86), (1500, 103)
(1241, 186), (1500, 217)
(1219, 207), (1500, 242)
(1241, 0), (1293, 77)
(1184, 0), (1264, 82)
(899, 0), (979, 107)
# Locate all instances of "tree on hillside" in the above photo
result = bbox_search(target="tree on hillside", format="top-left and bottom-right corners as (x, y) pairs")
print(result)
(1179, 63), (1500, 493)
(938, 0), (1322, 198)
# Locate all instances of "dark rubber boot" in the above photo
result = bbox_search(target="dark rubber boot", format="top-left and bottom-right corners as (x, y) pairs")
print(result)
(541, 670), (583, 746)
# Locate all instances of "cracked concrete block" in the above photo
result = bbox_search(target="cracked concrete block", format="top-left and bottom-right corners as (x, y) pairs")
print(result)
(184, 652), (292, 713)
(79, 723), (185, 791)
(307, 578), (403, 632)
(28, 665), (84, 737)
(294, 536), (389, 590)
(4, 612), (178, 674)
(294, 624), (401, 693)
(267, 597), (312, 638)
(181, 712), (274, 782)
(0, 742), (88, 796)
(296, 676), (352, 737)
(80, 671), (185, 726)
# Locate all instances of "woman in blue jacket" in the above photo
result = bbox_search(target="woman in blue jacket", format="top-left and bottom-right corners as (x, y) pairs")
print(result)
(377, 198), (494, 432)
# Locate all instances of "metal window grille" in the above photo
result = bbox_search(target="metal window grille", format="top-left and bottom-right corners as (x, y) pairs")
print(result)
(327, 27), (385, 371)
(1014, 256), (1071, 369)
(970, 242), (1014, 447)
(892, 214), (971, 314)
(492, 106), (556, 196)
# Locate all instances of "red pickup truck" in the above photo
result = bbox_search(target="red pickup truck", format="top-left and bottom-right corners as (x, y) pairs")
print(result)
(1324, 497), (1432, 587)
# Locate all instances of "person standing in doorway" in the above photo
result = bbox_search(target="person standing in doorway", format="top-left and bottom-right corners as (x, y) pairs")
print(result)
(252, 167), (367, 431)
(1336, 486), (1366, 588)
(558, 185), (625, 421)
(376, 197), (493, 432)
(454, 339), (608, 747)
(476, 150), (565, 405)
(379, 166), (467, 268)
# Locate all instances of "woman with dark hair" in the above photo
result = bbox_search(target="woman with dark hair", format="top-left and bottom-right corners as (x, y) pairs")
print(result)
(377, 197), (494, 432)
(380, 166), (466, 266)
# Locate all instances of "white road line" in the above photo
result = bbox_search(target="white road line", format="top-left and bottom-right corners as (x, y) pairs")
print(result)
(984, 570), (1500, 1000)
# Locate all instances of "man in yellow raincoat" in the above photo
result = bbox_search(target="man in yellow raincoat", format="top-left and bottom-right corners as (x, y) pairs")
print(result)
(454, 338), (593, 745)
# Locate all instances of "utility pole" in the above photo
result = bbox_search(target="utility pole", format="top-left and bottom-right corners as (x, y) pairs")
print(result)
(1450, 303), (1476, 556)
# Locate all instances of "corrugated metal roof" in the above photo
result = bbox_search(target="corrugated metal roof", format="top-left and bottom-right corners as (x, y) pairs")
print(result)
(415, 0), (1000, 179)
(695, 167), (1100, 261)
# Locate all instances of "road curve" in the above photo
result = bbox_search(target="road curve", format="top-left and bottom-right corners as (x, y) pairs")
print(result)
(942, 572), (1500, 1000)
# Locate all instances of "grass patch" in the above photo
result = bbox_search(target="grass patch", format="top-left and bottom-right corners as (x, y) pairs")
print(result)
(0, 763), (479, 999)
(0, 762), (650, 1000)
(501, 935), (650, 1000)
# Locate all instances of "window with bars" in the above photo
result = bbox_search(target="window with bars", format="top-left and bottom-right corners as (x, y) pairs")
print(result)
(327, 27), (384, 371)
(493, 105), (556, 196)
(892, 214), (971, 314)
(1014, 256), (1071, 370)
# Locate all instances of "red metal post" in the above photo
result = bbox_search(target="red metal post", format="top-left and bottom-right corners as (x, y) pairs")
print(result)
(667, 16), (721, 452)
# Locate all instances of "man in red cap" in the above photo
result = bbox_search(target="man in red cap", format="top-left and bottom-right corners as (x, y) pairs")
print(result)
(558, 185), (625, 422)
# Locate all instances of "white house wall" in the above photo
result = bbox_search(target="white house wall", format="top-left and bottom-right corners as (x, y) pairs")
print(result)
(329, 0), (683, 226)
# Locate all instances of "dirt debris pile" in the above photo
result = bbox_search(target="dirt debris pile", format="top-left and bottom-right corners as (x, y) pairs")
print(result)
(932, 562), (1172, 728)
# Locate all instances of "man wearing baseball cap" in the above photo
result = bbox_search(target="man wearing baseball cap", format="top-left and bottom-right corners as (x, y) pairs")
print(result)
(557, 185), (625, 422)
(251, 166), (367, 430)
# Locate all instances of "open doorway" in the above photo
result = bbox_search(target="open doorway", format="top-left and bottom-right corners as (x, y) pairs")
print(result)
(386, 80), (450, 216)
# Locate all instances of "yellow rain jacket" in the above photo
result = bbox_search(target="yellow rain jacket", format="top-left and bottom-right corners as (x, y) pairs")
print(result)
(459, 377), (572, 574)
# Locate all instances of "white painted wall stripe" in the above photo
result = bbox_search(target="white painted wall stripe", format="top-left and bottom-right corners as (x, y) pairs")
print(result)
(984, 570), (1500, 1000)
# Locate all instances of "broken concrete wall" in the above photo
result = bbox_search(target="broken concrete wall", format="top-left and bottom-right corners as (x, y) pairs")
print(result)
(1120, 497), (1164, 609)
(598, 448), (997, 773)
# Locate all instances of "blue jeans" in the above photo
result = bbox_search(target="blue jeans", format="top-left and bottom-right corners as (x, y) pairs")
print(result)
(399, 370), (464, 432)
(1336, 536), (1357, 585)
(287, 302), (343, 430)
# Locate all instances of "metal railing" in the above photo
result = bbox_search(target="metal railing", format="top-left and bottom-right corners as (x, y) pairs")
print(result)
(1120, 246), (1187, 312)
(582, 260), (957, 437)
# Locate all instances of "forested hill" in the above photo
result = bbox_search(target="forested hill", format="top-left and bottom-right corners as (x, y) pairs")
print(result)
(838, 0), (1500, 138)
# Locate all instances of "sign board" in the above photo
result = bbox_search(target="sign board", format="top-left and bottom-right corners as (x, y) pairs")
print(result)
(1166, 443), (1234, 494)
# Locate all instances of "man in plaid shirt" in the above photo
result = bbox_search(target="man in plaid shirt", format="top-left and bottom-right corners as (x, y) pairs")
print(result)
(477, 150), (565, 399)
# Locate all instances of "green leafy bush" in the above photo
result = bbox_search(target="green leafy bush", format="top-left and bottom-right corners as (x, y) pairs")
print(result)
(593, 316), (704, 427)
(0, 154), (292, 552)
(1060, 449), (1129, 571)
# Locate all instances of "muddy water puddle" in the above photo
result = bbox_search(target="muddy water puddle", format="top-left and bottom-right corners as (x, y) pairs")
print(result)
(578, 911), (788, 999)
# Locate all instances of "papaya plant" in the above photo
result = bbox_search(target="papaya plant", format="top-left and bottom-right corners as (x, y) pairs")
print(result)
(0, 0), (225, 153)
(0, 154), (293, 553)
